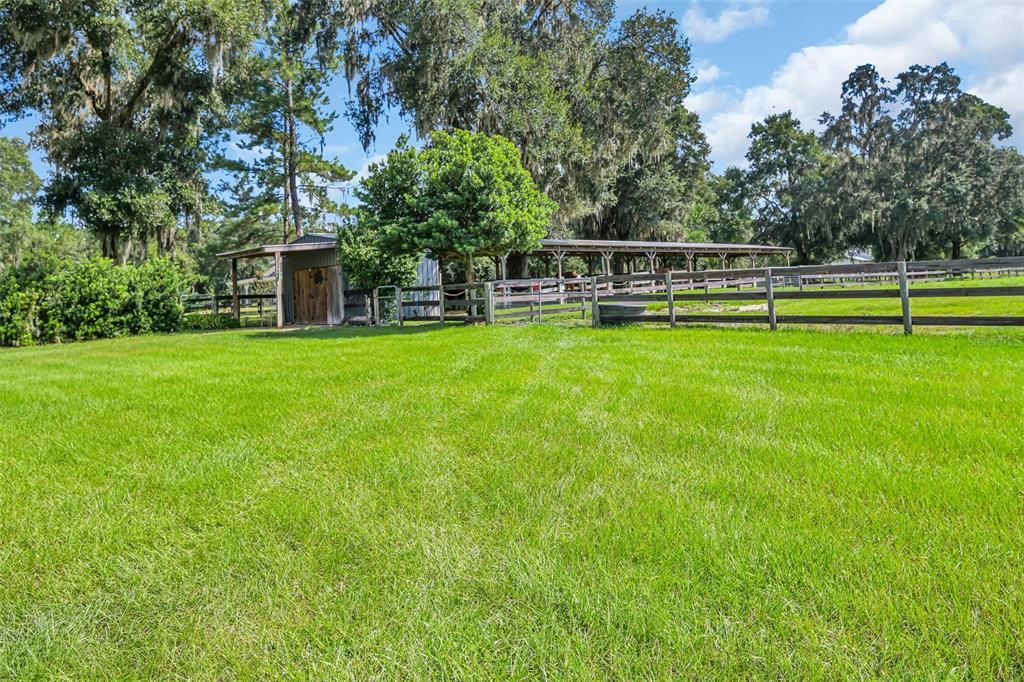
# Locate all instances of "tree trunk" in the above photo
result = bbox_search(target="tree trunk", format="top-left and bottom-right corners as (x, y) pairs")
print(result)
(282, 147), (291, 243)
(896, 241), (908, 262)
(951, 238), (962, 260)
(285, 75), (303, 239)
(465, 254), (475, 283)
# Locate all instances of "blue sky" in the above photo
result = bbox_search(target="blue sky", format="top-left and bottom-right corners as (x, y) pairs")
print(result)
(4, 0), (1023, 185)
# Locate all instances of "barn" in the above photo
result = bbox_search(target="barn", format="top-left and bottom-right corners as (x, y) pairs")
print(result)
(218, 233), (439, 327)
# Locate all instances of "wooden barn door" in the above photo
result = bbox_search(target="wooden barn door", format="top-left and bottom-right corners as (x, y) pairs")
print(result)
(293, 268), (328, 324)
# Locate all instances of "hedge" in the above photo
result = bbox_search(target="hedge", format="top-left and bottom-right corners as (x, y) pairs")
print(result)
(0, 256), (188, 347)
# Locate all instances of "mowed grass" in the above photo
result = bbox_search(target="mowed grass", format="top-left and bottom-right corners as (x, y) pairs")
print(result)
(1, 323), (1023, 678)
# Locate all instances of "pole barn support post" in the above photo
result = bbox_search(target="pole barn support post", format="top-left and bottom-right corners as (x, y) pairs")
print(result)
(274, 250), (284, 328)
(231, 258), (240, 321)
(590, 276), (601, 328)
(555, 250), (566, 303)
(765, 267), (777, 331)
(647, 251), (657, 273)
(898, 260), (913, 335)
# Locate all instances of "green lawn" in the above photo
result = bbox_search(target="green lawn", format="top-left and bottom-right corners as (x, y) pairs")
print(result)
(2, 324), (1023, 678)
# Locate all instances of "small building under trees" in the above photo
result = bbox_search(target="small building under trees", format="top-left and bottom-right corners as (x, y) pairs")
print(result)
(219, 234), (790, 328)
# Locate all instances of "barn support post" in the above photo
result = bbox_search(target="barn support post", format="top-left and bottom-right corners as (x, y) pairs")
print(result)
(231, 258), (240, 321)
(500, 253), (509, 281)
(765, 268), (777, 331)
(646, 251), (657, 273)
(686, 252), (695, 272)
(274, 250), (284, 328)
(898, 260), (913, 335)
(590, 276), (601, 328)
(555, 250), (566, 303)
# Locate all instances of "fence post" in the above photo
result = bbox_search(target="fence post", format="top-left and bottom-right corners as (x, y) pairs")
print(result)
(765, 268), (777, 331)
(664, 272), (676, 328)
(537, 287), (543, 321)
(438, 286), (445, 325)
(484, 282), (495, 325)
(396, 287), (404, 326)
(897, 260), (912, 335)
(211, 294), (219, 315)
(370, 289), (379, 327)
(590, 276), (601, 328)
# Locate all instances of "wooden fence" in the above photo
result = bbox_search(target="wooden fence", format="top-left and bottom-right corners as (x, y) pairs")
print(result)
(591, 257), (1024, 333)
(367, 256), (1024, 333)
(182, 293), (277, 325)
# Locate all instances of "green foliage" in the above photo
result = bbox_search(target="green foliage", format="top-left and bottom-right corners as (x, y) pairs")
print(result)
(215, 0), (354, 242)
(820, 63), (1018, 260)
(0, 0), (266, 260)
(336, 223), (419, 291)
(312, 2), (707, 237)
(706, 167), (754, 244)
(744, 112), (840, 264)
(357, 130), (556, 280)
(0, 270), (38, 346)
(0, 256), (187, 346)
(183, 312), (241, 330)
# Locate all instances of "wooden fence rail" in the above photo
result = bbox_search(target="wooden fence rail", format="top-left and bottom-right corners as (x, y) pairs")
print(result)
(360, 256), (1024, 332)
(591, 258), (1024, 333)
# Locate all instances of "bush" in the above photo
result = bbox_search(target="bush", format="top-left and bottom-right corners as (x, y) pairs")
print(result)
(132, 258), (188, 333)
(183, 313), (241, 331)
(0, 256), (189, 346)
(0, 273), (38, 347)
(40, 258), (134, 342)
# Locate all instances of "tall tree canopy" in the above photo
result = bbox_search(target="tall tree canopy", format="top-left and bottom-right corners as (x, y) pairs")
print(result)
(744, 112), (839, 264)
(216, 0), (353, 245)
(820, 63), (1015, 260)
(354, 130), (555, 281)
(303, 1), (709, 240)
(0, 0), (265, 262)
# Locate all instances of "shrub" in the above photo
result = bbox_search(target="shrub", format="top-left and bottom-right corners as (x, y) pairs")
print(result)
(39, 258), (134, 342)
(132, 257), (188, 333)
(0, 273), (38, 347)
(0, 255), (189, 346)
(183, 313), (240, 331)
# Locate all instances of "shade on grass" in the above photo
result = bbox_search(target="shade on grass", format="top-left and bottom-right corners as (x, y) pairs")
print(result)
(1, 324), (1022, 678)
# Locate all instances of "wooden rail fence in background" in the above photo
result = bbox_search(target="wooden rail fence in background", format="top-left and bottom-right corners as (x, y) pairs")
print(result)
(591, 257), (1024, 333)
(367, 256), (1024, 333)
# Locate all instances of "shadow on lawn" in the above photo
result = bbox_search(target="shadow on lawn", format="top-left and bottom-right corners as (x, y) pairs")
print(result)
(242, 323), (451, 341)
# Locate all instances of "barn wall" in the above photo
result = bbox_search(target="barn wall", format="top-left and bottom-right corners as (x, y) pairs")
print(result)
(281, 248), (342, 324)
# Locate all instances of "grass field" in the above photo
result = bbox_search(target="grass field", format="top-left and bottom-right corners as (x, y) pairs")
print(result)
(2, 322), (1023, 678)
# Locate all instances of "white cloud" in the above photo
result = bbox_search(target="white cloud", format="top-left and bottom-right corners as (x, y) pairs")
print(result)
(694, 61), (726, 87)
(695, 0), (1024, 168)
(682, 1), (769, 43)
(969, 65), (1024, 119)
(686, 88), (731, 117)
